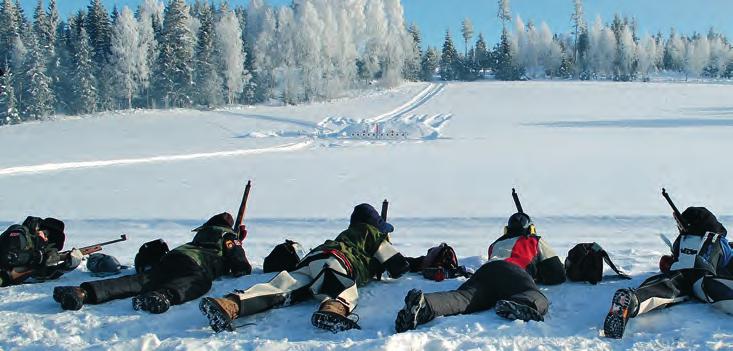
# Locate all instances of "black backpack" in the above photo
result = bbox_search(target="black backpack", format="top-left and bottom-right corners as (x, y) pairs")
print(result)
(565, 243), (631, 284)
(134, 239), (170, 273)
(263, 240), (301, 273)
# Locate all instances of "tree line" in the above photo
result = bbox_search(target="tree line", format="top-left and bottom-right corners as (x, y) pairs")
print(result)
(0, 0), (415, 125)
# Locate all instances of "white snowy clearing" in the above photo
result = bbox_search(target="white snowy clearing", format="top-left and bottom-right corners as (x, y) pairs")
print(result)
(1, 81), (732, 350)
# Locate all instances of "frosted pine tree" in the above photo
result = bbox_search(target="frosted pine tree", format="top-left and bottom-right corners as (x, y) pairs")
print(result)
(663, 30), (685, 72)
(0, 0), (22, 67)
(685, 36), (710, 79)
(0, 65), (21, 125)
(497, 0), (511, 28)
(461, 18), (474, 57)
(193, 3), (223, 107)
(154, 0), (195, 108)
(135, 0), (161, 108)
(440, 30), (459, 80)
(475, 33), (490, 72)
(494, 27), (522, 80)
(216, 9), (247, 105)
(71, 25), (97, 114)
(21, 33), (54, 120)
(110, 7), (141, 109)
(420, 46), (439, 81)
(87, 0), (113, 110)
(403, 23), (422, 81)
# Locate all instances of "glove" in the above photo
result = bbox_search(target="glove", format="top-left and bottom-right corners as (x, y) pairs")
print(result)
(63, 248), (83, 271)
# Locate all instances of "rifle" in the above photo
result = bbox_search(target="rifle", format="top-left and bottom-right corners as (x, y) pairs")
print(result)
(381, 199), (389, 221)
(61, 234), (128, 257)
(662, 188), (688, 231)
(234, 180), (252, 240)
(512, 188), (524, 213)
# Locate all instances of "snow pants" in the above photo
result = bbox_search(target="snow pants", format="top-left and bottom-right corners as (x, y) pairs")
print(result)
(228, 251), (358, 317)
(633, 270), (733, 317)
(81, 253), (212, 305)
(422, 260), (548, 321)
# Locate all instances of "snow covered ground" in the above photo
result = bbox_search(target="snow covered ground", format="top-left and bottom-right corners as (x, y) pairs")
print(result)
(1, 81), (733, 350)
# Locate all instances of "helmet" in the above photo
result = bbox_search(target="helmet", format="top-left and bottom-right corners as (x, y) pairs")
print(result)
(505, 212), (535, 236)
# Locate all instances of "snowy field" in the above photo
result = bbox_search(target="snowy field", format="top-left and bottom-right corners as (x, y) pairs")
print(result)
(1, 81), (733, 350)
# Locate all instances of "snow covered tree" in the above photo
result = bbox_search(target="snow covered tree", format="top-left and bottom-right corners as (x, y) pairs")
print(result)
(135, 0), (162, 108)
(193, 3), (223, 107)
(154, 0), (195, 108)
(87, 0), (113, 110)
(685, 35), (710, 79)
(614, 25), (637, 81)
(461, 18), (474, 57)
(0, 65), (20, 125)
(33, 0), (54, 60)
(110, 6), (142, 109)
(421, 46), (439, 81)
(440, 30), (459, 80)
(497, 0), (511, 28)
(0, 0), (24, 69)
(494, 27), (522, 80)
(403, 23), (422, 81)
(70, 22), (97, 115)
(475, 33), (490, 72)
(216, 9), (247, 105)
(637, 34), (659, 80)
(663, 29), (685, 72)
(21, 33), (54, 120)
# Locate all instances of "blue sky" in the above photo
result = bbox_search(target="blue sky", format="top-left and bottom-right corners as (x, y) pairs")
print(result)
(20, 0), (733, 51)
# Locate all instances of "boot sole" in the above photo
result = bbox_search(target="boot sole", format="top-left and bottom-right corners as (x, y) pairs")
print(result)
(199, 297), (235, 333)
(604, 290), (632, 339)
(395, 289), (425, 333)
(131, 294), (170, 314)
(55, 287), (84, 311)
(495, 300), (544, 322)
(311, 310), (361, 333)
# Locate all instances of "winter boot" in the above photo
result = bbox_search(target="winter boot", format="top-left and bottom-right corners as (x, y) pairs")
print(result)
(395, 289), (433, 333)
(495, 300), (544, 322)
(311, 298), (361, 333)
(132, 290), (173, 314)
(54, 286), (88, 311)
(199, 296), (240, 333)
(604, 288), (638, 339)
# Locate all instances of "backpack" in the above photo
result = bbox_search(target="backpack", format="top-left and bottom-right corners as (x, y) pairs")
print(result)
(263, 240), (302, 273)
(134, 239), (170, 273)
(410, 243), (472, 281)
(565, 243), (631, 284)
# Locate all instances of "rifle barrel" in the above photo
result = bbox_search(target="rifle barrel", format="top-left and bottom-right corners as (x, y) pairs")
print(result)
(381, 199), (389, 221)
(512, 188), (524, 213)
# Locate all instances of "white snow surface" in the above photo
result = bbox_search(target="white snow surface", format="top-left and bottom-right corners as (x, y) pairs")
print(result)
(1, 81), (733, 350)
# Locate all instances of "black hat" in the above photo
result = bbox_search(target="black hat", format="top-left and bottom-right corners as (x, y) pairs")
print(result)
(506, 212), (533, 235)
(350, 203), (394, 233)
(679, 207), (727, 236)
(197, 212), (234, 231)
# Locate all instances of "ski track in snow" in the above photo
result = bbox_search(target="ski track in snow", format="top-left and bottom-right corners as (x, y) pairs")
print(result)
(0, 141), (313, 177)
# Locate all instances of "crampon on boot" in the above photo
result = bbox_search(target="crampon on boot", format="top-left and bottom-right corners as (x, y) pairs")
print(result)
(132, 290), (173, 314)
(395, 289), (432, 333)
(495, 300), (544, 322)
(53, 286), (87, 311)
(311, 298), (361, 333)
(604, 288), (637, 339)
(199, 297), (240, 333)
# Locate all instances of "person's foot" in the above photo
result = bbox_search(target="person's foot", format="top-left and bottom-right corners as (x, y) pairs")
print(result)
(395, 289), (432, 333)
(311, 298), (361, 333)
(132, 290), (172, 314)
(495, 300), (544, 322)
(604, 288), (637, 339)
(199, 297), (240, 333)
(53, 286), (87, 311)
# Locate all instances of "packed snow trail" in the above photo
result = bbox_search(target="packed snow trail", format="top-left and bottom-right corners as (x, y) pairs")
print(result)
(368, 83), (446, 122)
(0, 141), (313, 177)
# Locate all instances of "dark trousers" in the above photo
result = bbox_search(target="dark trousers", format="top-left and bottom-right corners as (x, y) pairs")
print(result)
(81, 253), (212, 305)
(423, 260), (548, 320)
(633, 270), (733, 316)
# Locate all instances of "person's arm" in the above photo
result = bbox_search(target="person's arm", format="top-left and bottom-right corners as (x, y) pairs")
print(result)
(223, 233), (252, 277)
(373, 239), (410, 279)
(536, 237), (566, 285)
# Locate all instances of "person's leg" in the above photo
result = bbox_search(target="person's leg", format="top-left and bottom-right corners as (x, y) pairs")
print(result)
(307, 256), (363, 332)
(80, 272), (153, 304)
(133, 257), (213, 314)
(694, 275), (733, 315)
(604, 271), (693, 339)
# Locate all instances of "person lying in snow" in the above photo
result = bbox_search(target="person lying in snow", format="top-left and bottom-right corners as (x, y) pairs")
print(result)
(199, 203), (411, 333)
(395, 212), (566, 332)
(604, 207), (733, 338)
(0, 217), (82, 286)
(53, 213), (251, 314)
